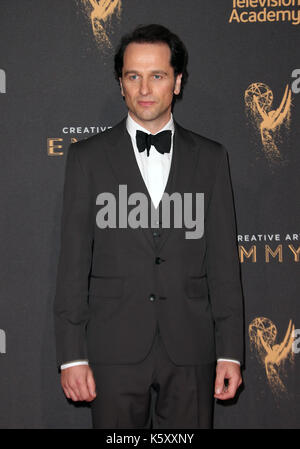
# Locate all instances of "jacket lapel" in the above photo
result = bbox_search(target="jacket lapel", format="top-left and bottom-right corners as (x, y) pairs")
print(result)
(155, 120), (199, 252)
(104, 118), (155, 250)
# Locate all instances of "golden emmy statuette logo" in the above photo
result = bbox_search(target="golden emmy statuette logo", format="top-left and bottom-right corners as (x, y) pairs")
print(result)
(249, 317), (295, 397)
(78, 0), (122, 50)
(244, 83), (292, 164)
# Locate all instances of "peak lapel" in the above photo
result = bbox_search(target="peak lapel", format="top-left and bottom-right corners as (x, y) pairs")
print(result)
(154, 121), (199, 253)
(103, 118), (156, 251)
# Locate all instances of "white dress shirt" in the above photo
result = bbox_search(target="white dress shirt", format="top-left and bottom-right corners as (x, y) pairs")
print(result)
(60, 113), (240, 369)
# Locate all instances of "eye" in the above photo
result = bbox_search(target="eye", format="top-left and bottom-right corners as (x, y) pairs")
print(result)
(129, 74), (139, 80)
(153, 74), (162, 80)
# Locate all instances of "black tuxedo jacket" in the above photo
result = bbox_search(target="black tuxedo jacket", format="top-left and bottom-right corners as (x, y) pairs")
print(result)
(53, 117), (244, 368)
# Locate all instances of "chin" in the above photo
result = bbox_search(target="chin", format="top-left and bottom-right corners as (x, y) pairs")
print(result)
(138, 109), (160, 121)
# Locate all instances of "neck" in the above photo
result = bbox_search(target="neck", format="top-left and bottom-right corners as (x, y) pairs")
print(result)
(128, 111), (172, 134)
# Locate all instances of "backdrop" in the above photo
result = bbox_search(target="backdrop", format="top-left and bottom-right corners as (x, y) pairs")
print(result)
(0, 0), (299, 429)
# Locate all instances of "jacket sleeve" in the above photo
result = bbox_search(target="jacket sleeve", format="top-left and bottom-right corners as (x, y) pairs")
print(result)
(53, 143), (94, 370)
(205, 144), (244, 365)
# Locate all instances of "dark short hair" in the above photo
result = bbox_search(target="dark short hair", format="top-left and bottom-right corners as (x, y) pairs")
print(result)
(114, 24), (189, 101)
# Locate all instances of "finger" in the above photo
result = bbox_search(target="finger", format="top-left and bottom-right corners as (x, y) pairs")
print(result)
(63, 386), (71, 399)
(67, 385), (80, 402)
(226, 377), (239, 397)
(214, 370), (226, 395)
(215, 376), (240, 400)
(68, 380), (83, 401)
(61, 380), (73, 400)
(86, 371), (97, 401)
(214, 388), (236, 400)
(73, 375), (92, 402)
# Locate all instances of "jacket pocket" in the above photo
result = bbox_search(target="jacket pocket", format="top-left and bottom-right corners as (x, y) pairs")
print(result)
(88, 276), (124, 298)
(186, 275), (208, 299)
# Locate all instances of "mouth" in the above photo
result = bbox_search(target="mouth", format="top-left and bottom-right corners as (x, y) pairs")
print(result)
(138, 101), (156, 107)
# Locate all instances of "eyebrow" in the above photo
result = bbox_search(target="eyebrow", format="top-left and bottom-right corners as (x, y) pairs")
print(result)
(123, 70), (168, 76)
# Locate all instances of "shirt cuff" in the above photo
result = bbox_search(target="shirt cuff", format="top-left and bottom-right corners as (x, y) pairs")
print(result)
(60, 360), (89, 370)
(217, 358), (240, 365)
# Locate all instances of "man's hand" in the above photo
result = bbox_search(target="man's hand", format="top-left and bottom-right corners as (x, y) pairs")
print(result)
(61, 365), (97, 402)
(214, 361), (242, 400)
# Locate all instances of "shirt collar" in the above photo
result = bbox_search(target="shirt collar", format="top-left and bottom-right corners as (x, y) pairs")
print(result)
(126, 112), (175, 139)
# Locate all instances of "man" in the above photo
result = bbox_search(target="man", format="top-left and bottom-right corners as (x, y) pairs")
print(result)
(54, 24), (244, 429)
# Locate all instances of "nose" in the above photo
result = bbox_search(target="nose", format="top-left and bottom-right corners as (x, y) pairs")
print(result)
(139, 77), (151, 96)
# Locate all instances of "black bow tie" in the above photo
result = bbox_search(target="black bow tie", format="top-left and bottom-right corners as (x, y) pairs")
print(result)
(136, 130), (172, 157)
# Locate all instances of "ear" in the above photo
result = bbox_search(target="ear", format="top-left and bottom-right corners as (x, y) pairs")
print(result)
(119, 77), (125, 97)
(174, 73), (182, 95)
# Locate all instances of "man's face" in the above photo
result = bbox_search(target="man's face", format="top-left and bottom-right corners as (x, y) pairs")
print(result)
(119, 42), (182, 128)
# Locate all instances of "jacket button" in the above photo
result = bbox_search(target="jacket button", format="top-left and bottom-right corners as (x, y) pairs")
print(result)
(155, 256), (164, 264)
(149, 294), (156, 301)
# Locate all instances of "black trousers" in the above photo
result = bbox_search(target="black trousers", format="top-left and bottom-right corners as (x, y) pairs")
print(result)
(90, 326), (216, 429)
